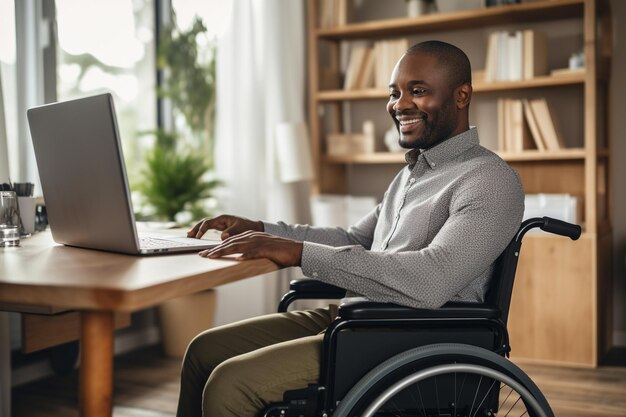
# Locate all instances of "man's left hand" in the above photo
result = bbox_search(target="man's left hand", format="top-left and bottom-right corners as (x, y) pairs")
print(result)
(199, 231), (303, 268)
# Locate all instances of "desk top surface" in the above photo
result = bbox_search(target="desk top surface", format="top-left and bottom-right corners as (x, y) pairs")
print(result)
(0, 231), (278, 312)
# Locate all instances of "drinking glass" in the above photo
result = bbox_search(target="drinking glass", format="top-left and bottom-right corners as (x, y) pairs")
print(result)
(0, 191), (20, 247)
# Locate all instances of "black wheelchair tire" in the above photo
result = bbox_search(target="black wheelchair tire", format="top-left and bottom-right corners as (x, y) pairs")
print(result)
(331, 343), (554, 417)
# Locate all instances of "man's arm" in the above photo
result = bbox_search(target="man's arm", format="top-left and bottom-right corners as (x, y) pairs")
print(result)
(203, 166), (523, 309)
(263, 203), (381, 249)
(299, 170), (524, 309)
(197, 205), (381, 268)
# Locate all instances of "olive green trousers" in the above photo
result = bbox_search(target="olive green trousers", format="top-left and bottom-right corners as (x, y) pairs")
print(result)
(176, 308), (332, 417)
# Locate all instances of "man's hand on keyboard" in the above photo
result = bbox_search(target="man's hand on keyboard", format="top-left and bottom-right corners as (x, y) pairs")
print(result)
(198, 231), (303, 268)
(188, 215), (264, 240)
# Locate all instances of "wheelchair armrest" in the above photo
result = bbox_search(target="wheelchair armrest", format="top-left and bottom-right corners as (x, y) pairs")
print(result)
(288, 279), (347, 298)
(277, 279), (347, 313)
(337, 301), (502, 320)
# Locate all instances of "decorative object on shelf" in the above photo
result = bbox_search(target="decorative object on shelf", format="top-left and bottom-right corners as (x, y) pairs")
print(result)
(384, 125), (404, 153)
(406, 0), (437, 17)
(569, 50), (585, 70)
(327, 132), (374, 156)
(327, 120), (376, 156)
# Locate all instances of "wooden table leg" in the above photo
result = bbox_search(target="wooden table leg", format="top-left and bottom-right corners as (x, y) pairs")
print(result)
(80, 311), (114, 417)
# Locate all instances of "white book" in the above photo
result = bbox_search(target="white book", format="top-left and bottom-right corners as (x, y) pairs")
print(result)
(496, 32), (509, 81)
(508, 31), (523, 81)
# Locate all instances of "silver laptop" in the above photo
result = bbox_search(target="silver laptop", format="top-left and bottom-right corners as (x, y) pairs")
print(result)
(27, 93), (221, 255)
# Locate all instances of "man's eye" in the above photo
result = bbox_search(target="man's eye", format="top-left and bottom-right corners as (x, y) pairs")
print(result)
(412, 89), (427, 95)
(389, 91), (399, 99)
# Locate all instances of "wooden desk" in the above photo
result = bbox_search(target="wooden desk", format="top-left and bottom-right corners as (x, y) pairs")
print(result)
(0, 231), (278, 417)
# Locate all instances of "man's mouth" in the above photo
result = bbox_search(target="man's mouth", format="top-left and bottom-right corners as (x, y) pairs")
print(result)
(397, 117), (424, 133)
(399, 118), (422, 127)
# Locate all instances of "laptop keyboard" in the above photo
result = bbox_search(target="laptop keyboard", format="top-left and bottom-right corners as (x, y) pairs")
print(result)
(139, 236), (195, 249)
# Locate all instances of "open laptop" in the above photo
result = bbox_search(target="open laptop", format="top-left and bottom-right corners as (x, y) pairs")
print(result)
(26, 93), (221, 255)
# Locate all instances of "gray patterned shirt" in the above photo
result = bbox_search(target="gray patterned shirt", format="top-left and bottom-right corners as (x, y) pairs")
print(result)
(264, 127), (524, 309)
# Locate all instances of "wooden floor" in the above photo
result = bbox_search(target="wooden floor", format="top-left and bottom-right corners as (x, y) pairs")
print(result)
(11, 346), (626, 417)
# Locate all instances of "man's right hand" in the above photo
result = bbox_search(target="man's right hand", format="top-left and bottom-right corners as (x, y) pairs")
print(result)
(187, 215), (264, 240)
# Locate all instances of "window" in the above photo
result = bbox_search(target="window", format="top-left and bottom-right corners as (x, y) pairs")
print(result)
(55, 0), (157, 183)
(0, 0), (18, 182)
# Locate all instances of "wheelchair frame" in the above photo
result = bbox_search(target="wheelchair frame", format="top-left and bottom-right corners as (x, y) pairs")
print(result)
(263, 217), (581, 417)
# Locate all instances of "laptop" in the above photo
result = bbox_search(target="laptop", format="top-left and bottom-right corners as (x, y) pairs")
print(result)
(26, 93), (221, 255)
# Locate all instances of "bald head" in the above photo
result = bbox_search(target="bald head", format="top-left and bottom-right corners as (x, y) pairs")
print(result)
(406, 40), (472, 89)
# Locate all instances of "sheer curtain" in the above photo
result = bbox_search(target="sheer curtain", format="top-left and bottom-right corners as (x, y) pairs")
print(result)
(0, 68), (9, 182)
(212, 0), (312, 324)
(0, 67), (12, 417)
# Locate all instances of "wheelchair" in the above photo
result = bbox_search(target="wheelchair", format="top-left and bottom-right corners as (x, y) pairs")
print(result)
(262, 217), (582, 417)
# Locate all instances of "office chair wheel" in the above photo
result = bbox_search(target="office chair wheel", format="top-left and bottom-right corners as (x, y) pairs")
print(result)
(332, 343), (553, 417)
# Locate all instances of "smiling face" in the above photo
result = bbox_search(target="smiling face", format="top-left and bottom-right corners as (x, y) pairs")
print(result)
(386, 51), (471, 150)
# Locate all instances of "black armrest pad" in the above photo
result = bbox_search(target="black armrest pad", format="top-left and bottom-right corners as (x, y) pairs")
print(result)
(289, 279), (347, 298)
(338, 301), (501, 320)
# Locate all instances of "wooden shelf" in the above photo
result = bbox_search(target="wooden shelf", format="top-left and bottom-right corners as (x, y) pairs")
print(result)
(317, 0), (583, 40)
(323, 148), (609, 165)
(317, 74), (585, 102)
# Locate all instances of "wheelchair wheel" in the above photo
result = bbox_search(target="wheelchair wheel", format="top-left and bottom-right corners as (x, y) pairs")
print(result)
(332, 343), (553, 417)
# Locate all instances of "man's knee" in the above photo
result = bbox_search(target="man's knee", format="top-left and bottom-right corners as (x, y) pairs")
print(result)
(201, 336), (323, 417)
(202, 357), (271, 417)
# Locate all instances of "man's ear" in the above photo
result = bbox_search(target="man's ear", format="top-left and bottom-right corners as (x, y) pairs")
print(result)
(455, 83), (472, 110)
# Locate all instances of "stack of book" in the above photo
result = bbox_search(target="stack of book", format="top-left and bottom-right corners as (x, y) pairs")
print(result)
(498, 98), (564, 152)
(343, 39), (408, 90)
(319, 0), (352, 28)
(485, 30), (548, 82)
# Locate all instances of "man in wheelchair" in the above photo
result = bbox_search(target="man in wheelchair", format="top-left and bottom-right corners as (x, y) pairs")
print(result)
(178, 40), (526, 417)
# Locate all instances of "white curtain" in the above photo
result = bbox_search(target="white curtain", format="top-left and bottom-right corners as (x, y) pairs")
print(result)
(212, 0), (312, 324)
(0, 66), (11, 417)
(0, 67), (10, 182)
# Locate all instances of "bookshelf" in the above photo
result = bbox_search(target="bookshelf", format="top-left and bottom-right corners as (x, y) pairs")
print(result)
(307, 0), (612, 366)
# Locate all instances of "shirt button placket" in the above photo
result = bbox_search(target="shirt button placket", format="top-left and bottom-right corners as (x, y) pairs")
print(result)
(384, 175), (415, 250)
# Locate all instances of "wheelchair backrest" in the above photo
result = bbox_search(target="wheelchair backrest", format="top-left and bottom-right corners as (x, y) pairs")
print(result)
(484, 217), (582, 325)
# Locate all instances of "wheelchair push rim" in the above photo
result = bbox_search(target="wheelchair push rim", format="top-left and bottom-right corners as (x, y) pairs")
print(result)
(359, 363), (547, 417)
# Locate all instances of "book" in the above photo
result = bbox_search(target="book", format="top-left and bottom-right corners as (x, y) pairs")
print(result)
(373, 39), (408, 89)
(523, 30), (548, 79)
(485, 30), (548, 82)
(355, 47), (375, 89)
(510, 99), (530, 152)
(485, 32), (499, 82)
(497, 99), (506, 151)
(522, 99), (547, 151)
(528, 98), (565, 151)
(343, 44), (367, 90)
(508, 31), (523, 81)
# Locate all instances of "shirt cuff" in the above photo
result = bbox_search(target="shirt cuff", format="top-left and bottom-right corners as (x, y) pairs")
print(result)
(262, 221), (282, 235)
(301, 241), (338, 280)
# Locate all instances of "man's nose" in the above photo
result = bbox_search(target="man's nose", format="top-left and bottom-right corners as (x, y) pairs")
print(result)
(393, 92), (414, 112)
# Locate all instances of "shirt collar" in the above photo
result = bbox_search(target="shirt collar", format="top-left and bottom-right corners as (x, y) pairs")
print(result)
(404, 127), (479, 170)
